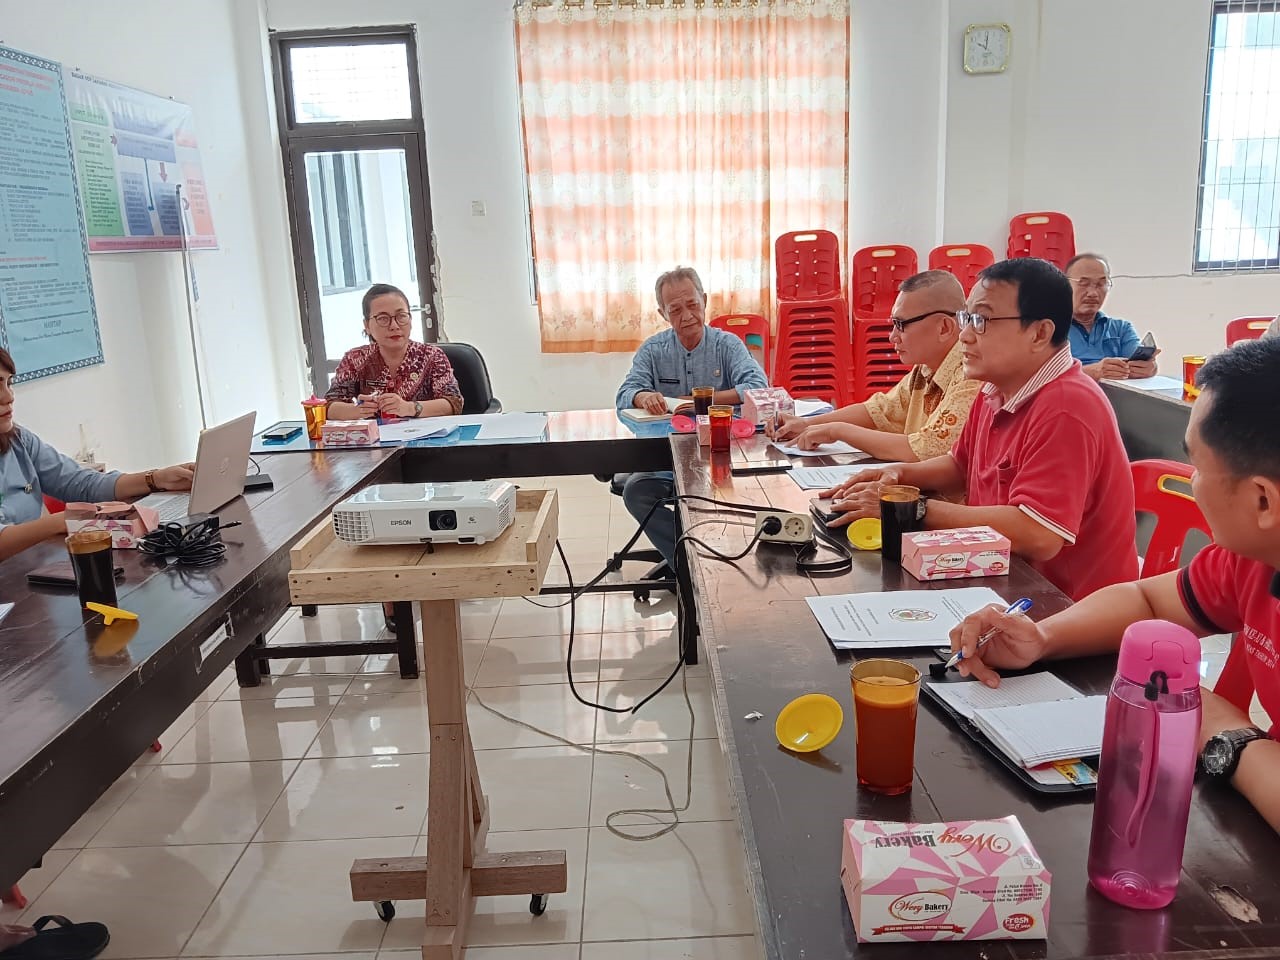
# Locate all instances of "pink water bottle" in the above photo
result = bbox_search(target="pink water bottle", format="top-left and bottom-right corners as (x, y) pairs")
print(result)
(1088, 620), (1202, 909)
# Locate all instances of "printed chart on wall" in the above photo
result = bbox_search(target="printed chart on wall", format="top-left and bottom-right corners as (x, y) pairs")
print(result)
(0, 45), (103, 380)
(64, 69), (216, 252)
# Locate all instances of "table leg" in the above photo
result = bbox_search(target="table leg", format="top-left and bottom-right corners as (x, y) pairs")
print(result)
(393, 600), (419, 679)
(347, 599), (566, 960)
(233, 633), (267, 687)
(677, 544), (699, 666)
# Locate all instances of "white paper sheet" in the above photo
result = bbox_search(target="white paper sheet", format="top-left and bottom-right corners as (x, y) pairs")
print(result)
(806, 586), (1005, 649)
(788, 464), (882, 491)
(474, 413), (549, 440)
(926, 672), (1083, 721)
(794, 399), (835, 417)
(1122, 375), (1184, 392)
(0, 603), (11, 625)
(378, 421), (453, 443)
(770, 439), (863, 458)
(972, 696), (1108, 767)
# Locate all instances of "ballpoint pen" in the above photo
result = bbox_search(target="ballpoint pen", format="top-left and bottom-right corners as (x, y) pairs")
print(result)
(942, 597), (1033, 672)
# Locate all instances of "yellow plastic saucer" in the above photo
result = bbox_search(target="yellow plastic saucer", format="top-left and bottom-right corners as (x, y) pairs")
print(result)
(847, 517), (883, 551)
(775, 693), (844, 753)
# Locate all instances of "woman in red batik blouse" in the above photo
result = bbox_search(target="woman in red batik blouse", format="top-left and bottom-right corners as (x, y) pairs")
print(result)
(325, 283), (464, 420)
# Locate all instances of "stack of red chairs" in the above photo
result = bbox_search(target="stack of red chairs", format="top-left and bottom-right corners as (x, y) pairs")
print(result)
(710, 314), (770, 376)
(772, 230), (850, 405)
(849, 245), (917, 402)
(927, 243), (994, 293)
(1226, 316), (1273, 345)
(1007, 212), (1075, 270)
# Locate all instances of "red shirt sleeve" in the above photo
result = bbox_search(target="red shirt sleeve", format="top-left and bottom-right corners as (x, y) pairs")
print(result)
(949, 399), (978, 475)
(1006, 412), (1096, 543)
(1177, 544), (1245, 634)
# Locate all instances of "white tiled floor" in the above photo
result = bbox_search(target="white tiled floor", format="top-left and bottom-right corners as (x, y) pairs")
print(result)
(6, 478), (755, 960)
(9, 478), (1271, 959)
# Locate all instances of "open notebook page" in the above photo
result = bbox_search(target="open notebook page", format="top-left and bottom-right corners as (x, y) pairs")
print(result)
(926, 672), (1083, 721)
(972, 696), (1108, 767)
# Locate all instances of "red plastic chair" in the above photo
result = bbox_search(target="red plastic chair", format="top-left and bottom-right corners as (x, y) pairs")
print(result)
(850, 245), (918, 319)
(927, 244), (995, 293)
(711, 314), (770, 376)
(1007, 212), (1076, 270)
(1131, 460), (1210, 577)
(775, 230), (842, 301)
(44, 495), (65, 513)
(1226, 316), (1273, 345)
(774, 300), (851, 405)
(850, 318), (910, 402)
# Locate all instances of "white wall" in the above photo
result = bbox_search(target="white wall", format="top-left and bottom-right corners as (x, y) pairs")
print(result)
(0, 0), (305, 470)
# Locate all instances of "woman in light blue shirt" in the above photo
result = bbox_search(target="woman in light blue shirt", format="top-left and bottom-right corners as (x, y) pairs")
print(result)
(0, 348), (194, 562)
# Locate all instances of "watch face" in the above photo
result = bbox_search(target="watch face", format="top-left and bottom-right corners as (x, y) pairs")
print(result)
(1202, 736), (1233, 776)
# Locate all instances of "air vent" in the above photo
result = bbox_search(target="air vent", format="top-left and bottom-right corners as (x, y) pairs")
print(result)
(496, 497), (513, 531)
(332, 509), (372, 543)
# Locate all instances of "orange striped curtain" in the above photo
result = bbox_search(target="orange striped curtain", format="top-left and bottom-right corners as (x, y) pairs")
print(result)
(516, 0), (849, 353)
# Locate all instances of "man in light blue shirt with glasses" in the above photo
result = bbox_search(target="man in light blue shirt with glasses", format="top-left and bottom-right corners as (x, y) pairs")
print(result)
(1065, 253), (1158, 380)
(615, 266), (767, 569)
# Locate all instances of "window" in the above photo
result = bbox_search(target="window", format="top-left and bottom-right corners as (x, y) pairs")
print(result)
(306, 153), (371, 294)
(288, 42), (413, 124)
(1197, 1), (1280, 270)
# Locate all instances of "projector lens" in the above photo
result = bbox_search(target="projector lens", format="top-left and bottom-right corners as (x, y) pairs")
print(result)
(429, 510), (458, 531)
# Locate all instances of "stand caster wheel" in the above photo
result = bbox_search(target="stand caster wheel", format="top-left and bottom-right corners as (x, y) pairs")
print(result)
(375, 900), (395, 922)
(529, 893), (549, 916)
(633, 588), (650, 603)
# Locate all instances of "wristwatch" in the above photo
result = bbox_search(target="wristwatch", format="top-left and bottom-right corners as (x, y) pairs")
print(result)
(144, 469), (160, 493)
(1200, 727), (1269, 781)
(413, 400), (423, 418)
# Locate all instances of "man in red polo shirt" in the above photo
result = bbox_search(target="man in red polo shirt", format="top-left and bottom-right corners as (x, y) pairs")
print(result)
(950, 338), (1280, 833)
(825, 257), (1138, 600)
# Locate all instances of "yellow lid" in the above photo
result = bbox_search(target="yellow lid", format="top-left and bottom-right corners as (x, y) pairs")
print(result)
(775, 693), (844, 753)
(847, 516), (883, 551)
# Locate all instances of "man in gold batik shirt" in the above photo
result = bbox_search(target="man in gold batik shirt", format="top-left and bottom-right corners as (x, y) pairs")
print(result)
(772, 270), (980, 462)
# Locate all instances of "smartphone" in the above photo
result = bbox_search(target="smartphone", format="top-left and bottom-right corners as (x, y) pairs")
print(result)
(1129, 332), (1157, 362)
(730, 459), (793, 476)
(262, 425), (303, 443)
(29, 561), (125, 588)
(809, 497), (842, 525)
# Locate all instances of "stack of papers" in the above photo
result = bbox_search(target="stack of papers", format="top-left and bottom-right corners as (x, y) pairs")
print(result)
(1122, 375), (1184, 393)
(788, 464), (881, 490)
(806, 586), (1005, 649)
(927, 673), (1106, 767)
(770, 439), (863, 458)
(378, 421), (452, 443)
(794, 398), (835, 417)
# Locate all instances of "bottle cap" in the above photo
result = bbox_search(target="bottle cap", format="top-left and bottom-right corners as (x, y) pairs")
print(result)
(1117, 620), (1201, 694)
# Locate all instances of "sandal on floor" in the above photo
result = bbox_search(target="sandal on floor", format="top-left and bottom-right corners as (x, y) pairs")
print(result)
(0, 916), (110, 960)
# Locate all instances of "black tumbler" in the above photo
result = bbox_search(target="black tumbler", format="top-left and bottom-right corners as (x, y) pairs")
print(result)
(67, 530), (117, 608)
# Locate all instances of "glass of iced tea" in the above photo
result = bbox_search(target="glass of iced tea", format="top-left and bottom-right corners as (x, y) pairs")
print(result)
(1182, 355), (1206, 402)
(851, 658), (921, 795)
(708, 404), (733, 452)
(692, 386), (714, 417)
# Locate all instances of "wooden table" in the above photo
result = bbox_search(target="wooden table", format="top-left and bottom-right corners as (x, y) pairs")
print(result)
(287, 488), (568, 960)
(674, 432), (1280, 960)
(0, 449), (399, 890)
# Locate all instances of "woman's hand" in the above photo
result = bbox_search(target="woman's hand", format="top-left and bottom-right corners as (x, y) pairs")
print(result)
(373, 392), (415, 418)
(796, 424), (842, 451)
(153, 463), (195, 491)
(769, 414), (805, 441)
(355, 394), (384, 417)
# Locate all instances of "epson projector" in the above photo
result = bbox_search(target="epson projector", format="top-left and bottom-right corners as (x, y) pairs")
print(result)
(332, 481), (516, 545)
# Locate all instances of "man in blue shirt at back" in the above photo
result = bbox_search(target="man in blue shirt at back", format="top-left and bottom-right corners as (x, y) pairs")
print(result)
(615, 265), (768, 569)
(1065, 253), (1159, 380)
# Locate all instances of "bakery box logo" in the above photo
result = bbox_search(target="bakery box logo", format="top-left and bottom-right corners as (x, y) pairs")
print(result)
(1003, 913), (1036, 933)
(938, 825), (1013, 857)
(890, 608), (937, 623)
(873, 832), (937, 849)
(888, 892), (952, 923)
(936, 552), (966, 569)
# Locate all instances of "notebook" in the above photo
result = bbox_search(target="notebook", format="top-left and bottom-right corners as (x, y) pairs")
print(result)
(618, 396), (690, 423)
(926, 673), (1106, 768)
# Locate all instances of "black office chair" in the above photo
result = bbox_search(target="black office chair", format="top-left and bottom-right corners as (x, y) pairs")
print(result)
(598, 473), (676, 602)
(439, 342), (502, 414)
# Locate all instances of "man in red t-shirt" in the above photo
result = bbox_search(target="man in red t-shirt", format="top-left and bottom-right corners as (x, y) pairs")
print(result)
(824, 257), (1138, 600)
(951, 337), (1280, 834)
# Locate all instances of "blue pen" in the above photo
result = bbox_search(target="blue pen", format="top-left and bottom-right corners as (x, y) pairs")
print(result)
(943, 597), (1033, 672)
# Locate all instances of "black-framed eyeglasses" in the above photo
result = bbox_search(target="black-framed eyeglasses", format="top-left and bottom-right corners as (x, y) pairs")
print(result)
(956, 311), (1024, 335)
(890, 310), (947, 333)
(370, 311), (412, 328)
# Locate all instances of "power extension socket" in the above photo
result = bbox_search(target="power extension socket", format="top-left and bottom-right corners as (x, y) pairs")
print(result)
(754, 510), (813, 544)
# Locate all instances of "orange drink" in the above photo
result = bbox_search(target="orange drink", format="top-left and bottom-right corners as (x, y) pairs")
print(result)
(851, 659), (921, 795)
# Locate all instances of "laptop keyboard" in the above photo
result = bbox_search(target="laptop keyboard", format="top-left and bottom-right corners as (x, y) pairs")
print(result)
(142, 493), (192, 523)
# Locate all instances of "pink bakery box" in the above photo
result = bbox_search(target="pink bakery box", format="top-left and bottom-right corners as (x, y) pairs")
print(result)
(321, 419), (380, 447)
(64, 502), (159, 549)
(840, 817), (1051, 943)
(740, 387), (795, 426)
(901, 525), (1011, 581)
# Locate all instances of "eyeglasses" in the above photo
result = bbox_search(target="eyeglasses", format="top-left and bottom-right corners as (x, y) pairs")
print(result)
(1068, 278), (1112, 292)
(370, 311), (412, 328)
(890, 310), (947, 333)
(956, 311), (1024, 335)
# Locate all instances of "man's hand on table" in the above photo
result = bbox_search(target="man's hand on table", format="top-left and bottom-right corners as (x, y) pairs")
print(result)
(947, 603), (1052, 687)
(815, 466), (901, 528)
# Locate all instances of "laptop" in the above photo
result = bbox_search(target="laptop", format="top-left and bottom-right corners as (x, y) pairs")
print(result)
(140, 412), (258, 523)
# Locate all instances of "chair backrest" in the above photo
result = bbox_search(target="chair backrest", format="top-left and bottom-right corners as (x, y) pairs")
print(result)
(1130, 459), (1211, 577)
(927, 244), (996, 293)
(775, 230), (842, 301)
(710, 314), (770, 375)
(438, 342), (501, 415)
(850, 245), (918, 319)
(1226, 316), (1274, 345)
(1007, 211), (1075, 270)
(43, 495), (65, 514)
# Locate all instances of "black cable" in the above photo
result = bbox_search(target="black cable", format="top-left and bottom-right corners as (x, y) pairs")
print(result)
(138, 517), (238, 566)
(248, 456), (262, 476)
